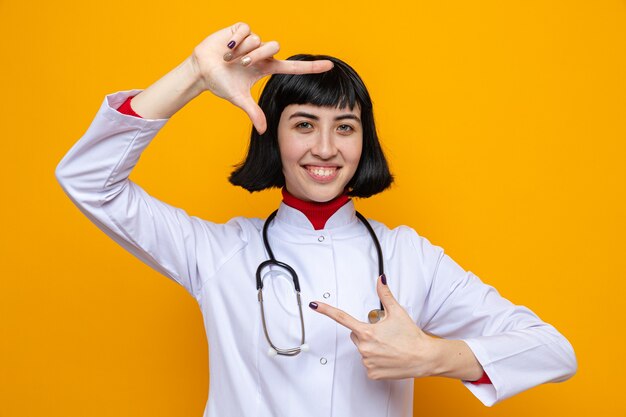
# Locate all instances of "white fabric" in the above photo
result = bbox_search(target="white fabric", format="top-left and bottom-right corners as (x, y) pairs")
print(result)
(56, 90), (577, 416)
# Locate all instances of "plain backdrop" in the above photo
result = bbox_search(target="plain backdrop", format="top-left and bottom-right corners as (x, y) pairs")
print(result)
(1, 1), (625, 416)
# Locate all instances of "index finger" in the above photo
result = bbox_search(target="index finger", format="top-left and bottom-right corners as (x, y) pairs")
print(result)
(309, 301), (366, 334)
(268, 59), (334, 76)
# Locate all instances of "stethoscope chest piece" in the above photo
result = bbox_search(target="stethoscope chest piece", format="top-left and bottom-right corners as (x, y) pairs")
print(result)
(368, 309), (385, 324)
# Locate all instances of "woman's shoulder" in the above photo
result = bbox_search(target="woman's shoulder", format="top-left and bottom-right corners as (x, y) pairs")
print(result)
(366, 218), (425, 242)
(186, 214), (265, 244)
(231, 215), (264, 232)
(367, 219), (444, 261)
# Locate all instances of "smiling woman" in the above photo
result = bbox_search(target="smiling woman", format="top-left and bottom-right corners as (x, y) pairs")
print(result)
(55, 21), (576, 417)
(277, 103), (364, 202)
(229, 54), (393, 200)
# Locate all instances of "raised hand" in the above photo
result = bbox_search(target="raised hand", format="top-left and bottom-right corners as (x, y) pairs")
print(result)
(129, 22), (332, 127)
(191, 22), (334, 133)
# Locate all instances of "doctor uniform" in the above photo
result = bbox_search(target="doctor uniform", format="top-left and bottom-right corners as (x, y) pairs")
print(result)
(56, 90), (577, 417)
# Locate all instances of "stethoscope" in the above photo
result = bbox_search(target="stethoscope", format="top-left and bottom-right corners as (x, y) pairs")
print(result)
(256, 209), (386, 357)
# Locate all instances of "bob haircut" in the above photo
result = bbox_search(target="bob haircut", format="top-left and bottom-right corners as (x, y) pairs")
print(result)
(229, 54), (393, 198)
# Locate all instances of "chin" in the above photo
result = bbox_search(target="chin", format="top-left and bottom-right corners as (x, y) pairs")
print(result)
(304, 188), (344, 203)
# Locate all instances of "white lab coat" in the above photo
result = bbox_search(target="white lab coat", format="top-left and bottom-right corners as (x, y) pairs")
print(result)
(56, 90), (577, 417)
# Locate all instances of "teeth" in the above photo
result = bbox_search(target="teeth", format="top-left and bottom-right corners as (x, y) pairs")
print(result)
(309, 167), (335, 177)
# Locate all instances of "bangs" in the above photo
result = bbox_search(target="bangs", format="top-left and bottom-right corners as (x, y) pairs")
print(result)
(271, 54), (368, 112)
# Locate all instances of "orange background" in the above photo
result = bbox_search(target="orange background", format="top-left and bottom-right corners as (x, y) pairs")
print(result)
(1, 1), (625, 416)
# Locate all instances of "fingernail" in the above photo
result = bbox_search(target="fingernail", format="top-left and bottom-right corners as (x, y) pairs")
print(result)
(309, 302), (318, 310)
(381, 274), (387, 285)
(223, 52), (233, 62)
(241, 56), (252, 67)
(227, 40), (236, 49)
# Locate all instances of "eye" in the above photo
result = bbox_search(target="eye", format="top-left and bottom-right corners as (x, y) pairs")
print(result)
(337, 124), (354, 133)
(296, 121), (313, 129)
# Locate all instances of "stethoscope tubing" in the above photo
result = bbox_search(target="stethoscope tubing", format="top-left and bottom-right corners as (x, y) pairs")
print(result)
(256, 208), (386, 356)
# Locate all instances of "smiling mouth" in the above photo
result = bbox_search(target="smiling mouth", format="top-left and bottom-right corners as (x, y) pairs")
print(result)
(304, 165), (340, 181)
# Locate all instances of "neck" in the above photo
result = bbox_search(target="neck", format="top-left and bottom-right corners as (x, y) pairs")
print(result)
(281, 188), (350, 230)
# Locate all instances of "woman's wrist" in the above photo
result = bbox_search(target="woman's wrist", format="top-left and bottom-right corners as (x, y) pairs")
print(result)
(427, 338), (484, 381)
(130, 56), (206, 119)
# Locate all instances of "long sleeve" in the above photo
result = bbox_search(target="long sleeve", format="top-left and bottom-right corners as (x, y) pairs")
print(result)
(418, 242), (577, 406)
(55, 90), (249, 299)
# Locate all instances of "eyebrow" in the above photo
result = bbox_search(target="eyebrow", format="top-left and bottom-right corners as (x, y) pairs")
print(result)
(288, 111), (361, 123)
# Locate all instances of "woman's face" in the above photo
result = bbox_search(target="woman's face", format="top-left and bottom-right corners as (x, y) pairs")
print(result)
(277, 103), (363, 203)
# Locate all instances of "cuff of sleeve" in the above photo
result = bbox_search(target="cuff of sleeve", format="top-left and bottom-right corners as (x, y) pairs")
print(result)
(117, 95), (142, 118)
(470, 371), (492, 385)
(101, 90), (169, 130)
(469, 371), (491, 385)
(460, 338), (503, 407)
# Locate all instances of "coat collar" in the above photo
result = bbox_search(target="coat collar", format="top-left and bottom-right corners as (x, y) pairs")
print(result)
(274, 200), (360, 232)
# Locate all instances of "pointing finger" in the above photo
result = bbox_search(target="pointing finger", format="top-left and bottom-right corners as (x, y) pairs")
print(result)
(309, 302), (366, 334)
(267, 59), (334, 75)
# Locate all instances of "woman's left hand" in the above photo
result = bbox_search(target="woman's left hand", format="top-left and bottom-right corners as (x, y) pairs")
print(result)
(310, 275), (441, 380)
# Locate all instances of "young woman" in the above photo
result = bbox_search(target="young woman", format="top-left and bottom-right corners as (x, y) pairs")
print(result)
(56, 22), (576, 417)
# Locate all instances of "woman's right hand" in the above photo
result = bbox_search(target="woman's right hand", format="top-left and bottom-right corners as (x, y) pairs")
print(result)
(130, 23), (332, 129)
(191, 22), (333, 134)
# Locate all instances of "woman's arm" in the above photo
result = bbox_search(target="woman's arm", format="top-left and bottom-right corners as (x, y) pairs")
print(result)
(421, 249), (578, 405)
(56, 22), (333, 297)
(127, 56), (204, 120)
(56, 89), (242, 298)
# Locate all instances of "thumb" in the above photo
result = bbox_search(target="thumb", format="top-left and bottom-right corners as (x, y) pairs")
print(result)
(376, 274), (400, 313)
(232, 94), (267, 134)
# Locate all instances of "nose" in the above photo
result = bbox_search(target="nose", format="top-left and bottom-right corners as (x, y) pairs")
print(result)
(310, 130), (338, 160)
